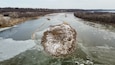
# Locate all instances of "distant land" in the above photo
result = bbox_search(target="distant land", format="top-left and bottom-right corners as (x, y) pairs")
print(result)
(0, 7), (115, 28)
(1, 7), (115, 12)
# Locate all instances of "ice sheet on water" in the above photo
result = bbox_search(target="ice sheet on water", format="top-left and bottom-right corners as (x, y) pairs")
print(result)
(0, 25), (17, 32)
(0, 38), (36, 61)
(0, 27), (12, 32)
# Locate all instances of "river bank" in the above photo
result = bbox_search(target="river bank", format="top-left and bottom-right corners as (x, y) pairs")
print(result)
(0, 16), (38, 28)
(74, 11), (115, 27)
(0, 12), (51, 28)
(0, 8), (54, 28)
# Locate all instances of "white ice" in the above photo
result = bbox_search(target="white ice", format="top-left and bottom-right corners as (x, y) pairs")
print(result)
(0, 25), (17, 32)
(0, 38), (36, 61)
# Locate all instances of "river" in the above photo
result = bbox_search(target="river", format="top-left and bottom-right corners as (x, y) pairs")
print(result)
(0, 13), (115, 65)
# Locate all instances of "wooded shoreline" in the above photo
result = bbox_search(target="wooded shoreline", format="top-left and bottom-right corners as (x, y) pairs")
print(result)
(74, 11), (115, 26)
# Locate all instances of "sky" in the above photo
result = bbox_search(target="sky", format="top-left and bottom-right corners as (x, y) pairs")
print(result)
(0, 0), (115, 9)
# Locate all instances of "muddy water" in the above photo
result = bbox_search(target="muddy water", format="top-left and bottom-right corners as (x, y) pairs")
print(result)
(0, 13), (115, 65)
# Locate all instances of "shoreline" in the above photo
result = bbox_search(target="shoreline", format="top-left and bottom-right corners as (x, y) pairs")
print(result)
(0, 16), (40, 28)
(74, 12), (115, 27)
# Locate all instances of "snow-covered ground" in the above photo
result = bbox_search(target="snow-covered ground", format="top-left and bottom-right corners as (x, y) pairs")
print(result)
(0, 38), (36, 61)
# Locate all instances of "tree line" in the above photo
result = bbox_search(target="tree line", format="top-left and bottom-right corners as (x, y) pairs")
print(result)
(74, 11), (115, 24)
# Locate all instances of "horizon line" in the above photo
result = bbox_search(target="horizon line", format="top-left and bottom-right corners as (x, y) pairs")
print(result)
(0, 7), (115, 10)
